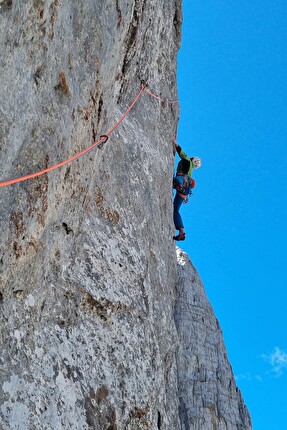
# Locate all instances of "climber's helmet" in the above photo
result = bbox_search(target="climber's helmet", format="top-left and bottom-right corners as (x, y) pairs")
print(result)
(192, 157), (202, 169)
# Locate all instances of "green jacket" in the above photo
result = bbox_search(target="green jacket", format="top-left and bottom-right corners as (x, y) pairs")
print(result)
(176, 145), (193, 176)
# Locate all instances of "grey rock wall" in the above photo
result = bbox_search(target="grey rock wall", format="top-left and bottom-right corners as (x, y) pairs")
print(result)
(0, 1), (251, 429)
(175, 249), (252, 430)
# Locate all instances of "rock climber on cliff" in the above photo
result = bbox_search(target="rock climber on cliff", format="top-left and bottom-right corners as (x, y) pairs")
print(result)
(172, 138), (201, 241)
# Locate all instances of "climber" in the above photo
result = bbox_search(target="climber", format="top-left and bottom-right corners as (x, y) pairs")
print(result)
(172, 138), (201, 241)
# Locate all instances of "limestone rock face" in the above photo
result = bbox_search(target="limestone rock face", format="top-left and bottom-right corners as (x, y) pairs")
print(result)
(175, 249), (252, 430)
(0, 1), (251, 429)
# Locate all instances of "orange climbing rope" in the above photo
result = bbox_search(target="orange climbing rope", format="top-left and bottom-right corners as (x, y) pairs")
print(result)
(0, 84), (178, 188)
(143, 87), (179, 104)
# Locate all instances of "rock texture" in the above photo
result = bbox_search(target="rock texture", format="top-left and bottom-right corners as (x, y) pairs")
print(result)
(175, 249), (252, 430)
(0, 1), (251, 429)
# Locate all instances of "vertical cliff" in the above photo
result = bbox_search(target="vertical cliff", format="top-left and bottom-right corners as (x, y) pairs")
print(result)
(0, 1), (251, 429)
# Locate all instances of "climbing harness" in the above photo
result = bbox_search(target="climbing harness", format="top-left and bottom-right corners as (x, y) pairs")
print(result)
(173, 173), (195, 203)
(0, 83), (178, 188)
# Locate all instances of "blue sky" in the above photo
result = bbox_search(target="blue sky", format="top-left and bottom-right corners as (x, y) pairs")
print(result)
(176, 1), (287, 429)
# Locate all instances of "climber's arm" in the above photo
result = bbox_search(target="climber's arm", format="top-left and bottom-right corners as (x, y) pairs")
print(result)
(177, 145), (191, 162)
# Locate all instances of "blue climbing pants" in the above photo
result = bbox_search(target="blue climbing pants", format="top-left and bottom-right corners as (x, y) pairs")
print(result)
(173, 192), (185, 230)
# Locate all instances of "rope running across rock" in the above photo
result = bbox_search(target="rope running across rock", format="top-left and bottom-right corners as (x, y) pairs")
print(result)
(0, 84), (178, 188)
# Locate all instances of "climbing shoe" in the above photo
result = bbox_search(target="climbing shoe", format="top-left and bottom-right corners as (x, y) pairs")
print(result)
(173, 233), (186, 241)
